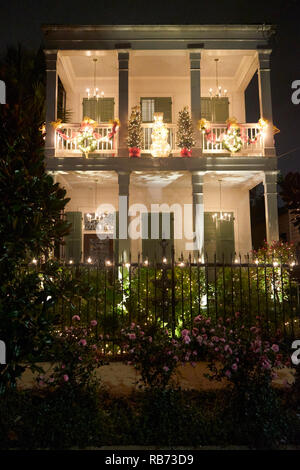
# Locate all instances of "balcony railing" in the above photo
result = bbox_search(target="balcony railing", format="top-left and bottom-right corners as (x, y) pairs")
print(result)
(54, 122), (264, 157)
(55, 123), (117, 156)
(202, 123), (264, 155)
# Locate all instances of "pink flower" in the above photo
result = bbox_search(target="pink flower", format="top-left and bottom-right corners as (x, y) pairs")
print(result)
(78, 356), (82, 361)
(61, 364), (65, 369)
(271, 344), (279, 353)
(130, 322), (136, 329)
(63, 374), (69, 382)
(191, 362), (197, 368)
(49, 377), (54, 383)
(163, 366), (169, 372)
(92, 344), (97, 350)
(173, 355), (179, 361)
(90, 320), (97, 326)
(128, 333), (136, 340)
(148, 336), (153, 343)
(225, 370), (231, 378)
(79, 339), (87, 346)
(183, 335), (191, 344)
(181, 329), (190, 337)
(231, 363), (238, 371)
(72, 315), (80, 321)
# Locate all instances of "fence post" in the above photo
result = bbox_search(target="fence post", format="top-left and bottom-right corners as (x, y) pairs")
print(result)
(171, 246), (176, 337)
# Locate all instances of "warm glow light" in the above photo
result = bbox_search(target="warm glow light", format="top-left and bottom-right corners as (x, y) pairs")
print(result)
(32, 258), (37, 265)
(105, 260), (112, 266)
(125, 262), (130, 268)
(144, 260), (149, 266)
(69, 260), (73, 265)
(87, 257), (92, 264)
(273, 261), (279, 267)
(162, 257), (167, 264)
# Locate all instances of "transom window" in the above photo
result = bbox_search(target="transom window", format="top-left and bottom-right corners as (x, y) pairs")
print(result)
(140, 97), (172, 123)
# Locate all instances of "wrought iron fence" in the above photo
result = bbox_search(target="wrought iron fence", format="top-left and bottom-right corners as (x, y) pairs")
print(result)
(50, 252), (300, 343)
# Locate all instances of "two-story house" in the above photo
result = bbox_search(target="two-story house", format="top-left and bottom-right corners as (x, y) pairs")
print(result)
(43, 24), (279, 265)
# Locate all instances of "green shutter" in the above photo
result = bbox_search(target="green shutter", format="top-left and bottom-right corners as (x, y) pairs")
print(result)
(65, 212), (82, 264)
(82, 98), (98, 120)
(83, 97), (114, 122)
(204, 213), (217, 262)
(201, 98), (213, 121)
(204, 212), (234, 262)
(100, 98), (114, 122)
(155, 97), (172, 123)
(201, 97), (229, 123)
(212, 97), (229, 122)
(216, 215), (235, 263)
(142, 212), (174, 263)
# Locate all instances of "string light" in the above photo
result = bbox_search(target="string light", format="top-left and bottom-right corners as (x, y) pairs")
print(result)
(87, 257), (92, 264)
(32, 258), (37, 265)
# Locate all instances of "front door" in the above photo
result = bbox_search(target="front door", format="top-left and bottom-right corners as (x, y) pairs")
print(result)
(84, 234), (113, 265)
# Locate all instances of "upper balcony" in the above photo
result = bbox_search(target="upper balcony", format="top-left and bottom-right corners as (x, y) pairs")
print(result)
(44, 25), (276, 165)
(55, 121), (264, 157)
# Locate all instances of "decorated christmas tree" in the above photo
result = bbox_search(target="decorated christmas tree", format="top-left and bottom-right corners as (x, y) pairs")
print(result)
(176, 106), (195, 156)
(127, 105), (143, 157)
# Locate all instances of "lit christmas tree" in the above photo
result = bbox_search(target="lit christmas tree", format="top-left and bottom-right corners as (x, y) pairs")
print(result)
(176, 106), (195, 156)
(127, 105), (143, 157)
(150, 112), (171, 158)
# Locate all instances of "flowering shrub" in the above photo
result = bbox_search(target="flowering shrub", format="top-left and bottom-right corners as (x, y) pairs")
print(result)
(121, 323), (181, 389)
(252, 240), (296, 265)
(38, 315), (104, 389)
(180, 313), (288, 388)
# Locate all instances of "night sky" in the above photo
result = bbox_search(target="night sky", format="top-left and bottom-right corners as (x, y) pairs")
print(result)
(0, 0), (300, 174)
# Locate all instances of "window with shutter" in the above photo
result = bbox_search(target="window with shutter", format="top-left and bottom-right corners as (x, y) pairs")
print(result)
(201, 97), (229, 123)
(141, 98), (172, 123)
(65, 212), (82, 263)
(142, 212), (174, 263)
(204, 212), (234, 262)
(82, 98), (114, 122)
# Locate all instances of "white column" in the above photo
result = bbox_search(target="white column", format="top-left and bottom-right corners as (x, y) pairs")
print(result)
(263, 171), (279, 242)
(118, 52), (129, 157)
(191, 171), (205, 258)
(45, 50), (58, 158)
(189, 52), (202, 156)
(118, 171), (130, 261)
(258, 50), (276, 157)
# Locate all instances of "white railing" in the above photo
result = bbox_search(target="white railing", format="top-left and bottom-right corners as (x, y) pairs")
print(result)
(141, 123), (178, 153)
(202, 123), (264, 155)
(55, 123), (117, 156)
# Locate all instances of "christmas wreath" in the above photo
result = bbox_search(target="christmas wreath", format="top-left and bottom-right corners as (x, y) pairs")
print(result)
(52, 117), (120, 158)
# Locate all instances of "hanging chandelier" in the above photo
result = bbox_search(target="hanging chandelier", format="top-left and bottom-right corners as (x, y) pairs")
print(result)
(212, 180), (231, 223)
(86, 58), (104, 100)
(85, 179), (114, 233)
(209, 59), (227, 99)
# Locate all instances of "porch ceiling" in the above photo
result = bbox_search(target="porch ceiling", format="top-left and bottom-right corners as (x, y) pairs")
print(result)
(58, 49), (257, 84)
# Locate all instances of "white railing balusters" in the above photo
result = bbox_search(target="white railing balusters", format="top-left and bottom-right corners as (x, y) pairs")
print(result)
(201, 123), (264, 155)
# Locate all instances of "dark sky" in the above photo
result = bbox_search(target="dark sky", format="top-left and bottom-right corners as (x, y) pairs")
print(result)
(0, 0), (300, 174)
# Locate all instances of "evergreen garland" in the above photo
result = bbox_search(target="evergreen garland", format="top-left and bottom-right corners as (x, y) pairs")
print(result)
(127, 106), (143, 148)
(176, 107), (195, 150)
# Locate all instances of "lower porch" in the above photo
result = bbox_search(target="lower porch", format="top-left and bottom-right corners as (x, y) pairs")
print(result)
(54, 169), (276, 264)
